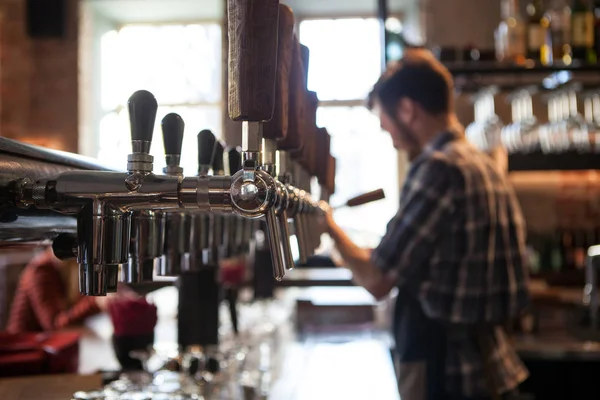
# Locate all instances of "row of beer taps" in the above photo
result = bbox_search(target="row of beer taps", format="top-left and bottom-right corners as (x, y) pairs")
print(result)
(7, 0), (338, 296)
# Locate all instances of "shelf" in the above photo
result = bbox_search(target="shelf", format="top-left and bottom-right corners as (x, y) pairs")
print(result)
(508, 151), (600, 172)
(445, 61), (600, 76)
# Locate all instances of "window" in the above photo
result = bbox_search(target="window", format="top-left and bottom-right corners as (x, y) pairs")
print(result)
(299, 18), (399, 246)
(98, 23), (222, 174)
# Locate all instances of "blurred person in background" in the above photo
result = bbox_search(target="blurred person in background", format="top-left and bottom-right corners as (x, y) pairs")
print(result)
(321, 48), (530, 400)
(6, 246), (136, 333)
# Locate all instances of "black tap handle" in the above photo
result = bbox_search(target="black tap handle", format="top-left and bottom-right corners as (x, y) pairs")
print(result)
(161, 113), (185, 156)
(226, 147), (242, 174)
(128, 90), (158, 148)
(213, 141), (225, 174)
(197, 129), (217, 167)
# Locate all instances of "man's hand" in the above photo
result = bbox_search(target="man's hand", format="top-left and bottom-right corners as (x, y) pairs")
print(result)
(318, 200), (335, 234)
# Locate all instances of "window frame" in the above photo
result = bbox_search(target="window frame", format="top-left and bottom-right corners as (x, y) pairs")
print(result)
(79, 11), (225, 162)
(297, 15), (404, 244)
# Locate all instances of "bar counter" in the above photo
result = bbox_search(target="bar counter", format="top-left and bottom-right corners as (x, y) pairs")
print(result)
(68, 281), (600, 398)
(77, 286), (400, 399)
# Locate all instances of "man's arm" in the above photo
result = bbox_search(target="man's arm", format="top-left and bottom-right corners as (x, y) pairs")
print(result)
(323, 157), (457, 300)
(325, 217), (397, 300)
(27, 264), (101, 330)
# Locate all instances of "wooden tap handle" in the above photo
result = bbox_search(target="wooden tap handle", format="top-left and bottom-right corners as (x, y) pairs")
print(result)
(304, 91), (319, 176)
(345, 189), (385, 208)
(278, 34), (304, 151)
(326, 155), (336, 194)
(263, 4), (294, 140)
(227, 0), (280, 122)
(316, 127), (331, 185)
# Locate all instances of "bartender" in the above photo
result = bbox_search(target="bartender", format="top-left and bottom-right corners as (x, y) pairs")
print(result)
(6, 246), (135, 333)
(320, 48), (530, 400)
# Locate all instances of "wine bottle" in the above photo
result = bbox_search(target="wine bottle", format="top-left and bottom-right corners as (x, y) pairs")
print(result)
(527, 0), (550, 63)
(571, 0), (595, 63)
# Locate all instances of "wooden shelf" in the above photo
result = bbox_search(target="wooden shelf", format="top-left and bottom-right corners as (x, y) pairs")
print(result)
(508, 151), (600, 172)
(446, 61), (600, 76)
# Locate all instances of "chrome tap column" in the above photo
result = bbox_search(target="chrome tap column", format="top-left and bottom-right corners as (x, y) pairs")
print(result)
(157, 113), (190, 277)
(178, 129), (221, 350)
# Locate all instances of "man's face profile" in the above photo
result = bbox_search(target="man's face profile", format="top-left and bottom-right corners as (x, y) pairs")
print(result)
(374, 101), (421, 160)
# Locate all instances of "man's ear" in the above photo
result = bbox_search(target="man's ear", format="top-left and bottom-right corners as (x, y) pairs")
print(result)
(396, 98), (415, 123)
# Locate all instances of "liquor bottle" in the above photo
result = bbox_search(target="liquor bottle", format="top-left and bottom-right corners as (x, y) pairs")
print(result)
(547, 0), (572, 63)
(571, 0), (595, 63)
(527, 0), (550, 63)
(594, 0), (600, 59)
(497, 0), (527, 64)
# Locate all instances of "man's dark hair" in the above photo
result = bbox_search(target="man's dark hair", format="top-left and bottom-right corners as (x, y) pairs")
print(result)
(367, 49), (455, 118)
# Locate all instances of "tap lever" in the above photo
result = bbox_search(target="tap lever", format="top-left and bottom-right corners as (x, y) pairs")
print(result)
(265, 207), (285, 280)
(127, 90), (158, 173)
(227, 0), (280, 122)
(275, 182), (295, 270)
(225, 146), (242, 176)
(263, 4), (295, 141)
(161, 113), (185, 172)
(198, 129), (217, 176)
(212, 141), (226, 176)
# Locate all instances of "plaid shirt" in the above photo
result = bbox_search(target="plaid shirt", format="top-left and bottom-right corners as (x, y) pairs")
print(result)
(372, 130), (530, 396)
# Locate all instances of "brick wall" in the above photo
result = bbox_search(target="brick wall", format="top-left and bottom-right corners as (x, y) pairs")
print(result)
(0, 0), (79, 153)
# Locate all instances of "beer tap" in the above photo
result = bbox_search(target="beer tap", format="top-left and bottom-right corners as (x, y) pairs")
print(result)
(282, 39), (308, 265)
(263, 3), (296, 271)
(224, 147), (245, 261)
(296, 91), (320, 258)
(125, 212), (166, 284)
(188, 130), (217, 272)
(178, 130), (221, 353)
(10, 91), (172, 295)
(222, 146), (244, 336)
(157, 113), (191, 276)
(9, 90), (232, 295)
(211, 140), (227, 264)
(227, 0), (289, 280)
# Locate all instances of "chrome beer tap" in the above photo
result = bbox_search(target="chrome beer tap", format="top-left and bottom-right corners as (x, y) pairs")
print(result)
(211, 140), (227, 264)
(177, 130), (222, 352)
(227, 0), (291, 281)
(224, 147), (244, 260)
(9, 90), (233, 295)
(157, 113), (191, 276)
(10, 91), (178, 295)
(188, 130), (217, 272)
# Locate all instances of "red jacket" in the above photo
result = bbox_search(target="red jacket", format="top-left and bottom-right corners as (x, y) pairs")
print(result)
(6, 250), (100, 333)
